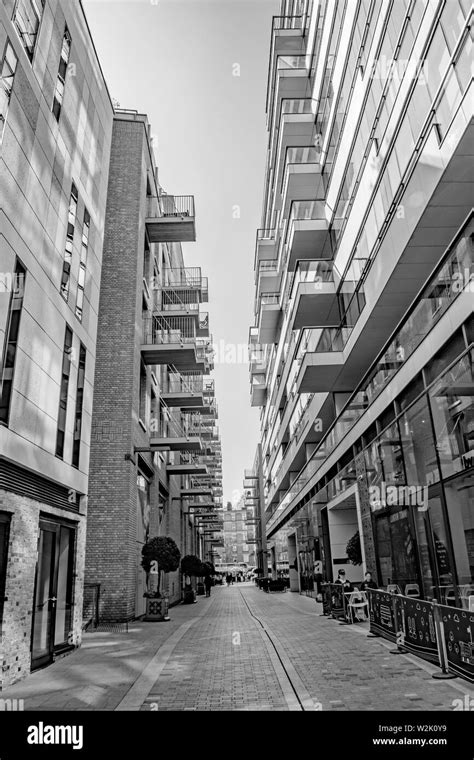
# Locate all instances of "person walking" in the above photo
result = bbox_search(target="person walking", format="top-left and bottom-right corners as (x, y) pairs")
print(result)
(204, 574), (212, 598)
(226, 573), (232, 587)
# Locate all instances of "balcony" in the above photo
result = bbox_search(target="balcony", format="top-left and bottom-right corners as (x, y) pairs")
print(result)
(146, 195), (196, 243)
(162, 372), (204, 408)
(250, 374), (267, 407)
(255, 260), (281, 300)
(296, 327), (354, 393)
(270, 99), (317, 198)
(254, 228), (277, 269)
(289, 260), (339, 329)
(280, 147), (325, 217)
(285, 200), (333, 270)
(256, 292), (281, 345)
(149, 412), (203, 452)
(141, 317), (201, 368)
(267, 54), (312, 131)
(158, 268), (208, 303)
(167, 462), (209, 476)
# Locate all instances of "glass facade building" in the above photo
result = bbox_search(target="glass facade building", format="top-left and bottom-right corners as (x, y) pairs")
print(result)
(249, 0), (474, 607)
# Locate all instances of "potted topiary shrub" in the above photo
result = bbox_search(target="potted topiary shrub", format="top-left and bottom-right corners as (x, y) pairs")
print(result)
(141, 536), (181, 621)
(181, 554), (202, 604)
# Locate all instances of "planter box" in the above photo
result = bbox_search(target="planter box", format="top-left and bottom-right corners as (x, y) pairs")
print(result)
(183, 586), (197, 604)
(144, 596), (170, 621)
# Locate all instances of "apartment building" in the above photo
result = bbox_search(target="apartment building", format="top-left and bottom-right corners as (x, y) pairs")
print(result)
(0, 0), (114, 686)
(85, 110), (222, 620)
(250, 0), (473, 603)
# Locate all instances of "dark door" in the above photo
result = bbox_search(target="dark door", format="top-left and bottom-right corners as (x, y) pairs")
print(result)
(31, 520), (75, 670)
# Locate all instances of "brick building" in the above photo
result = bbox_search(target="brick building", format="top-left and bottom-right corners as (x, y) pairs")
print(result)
(0, 0), (113, 686)
(85, 111), (222, 620)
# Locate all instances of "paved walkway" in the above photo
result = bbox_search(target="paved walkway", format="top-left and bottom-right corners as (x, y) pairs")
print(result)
(1, 584), (473, 711)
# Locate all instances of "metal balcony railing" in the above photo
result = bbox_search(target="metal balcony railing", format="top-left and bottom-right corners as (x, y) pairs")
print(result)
(167, 370), (204, 395)
(161, 267), (203, 288)
(142, 317), (197, 345)
(147, 194), (195, 220)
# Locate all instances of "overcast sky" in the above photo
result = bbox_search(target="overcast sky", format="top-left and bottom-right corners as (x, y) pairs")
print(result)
(84, 0), (278, 503)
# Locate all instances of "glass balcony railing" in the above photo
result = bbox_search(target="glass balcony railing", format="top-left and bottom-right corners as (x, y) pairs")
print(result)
(266, 217), (474, 534)
(260, 293), (280, 306)
(284, 145), (319, 167)
(281, 97), (314, 116)
(276, 54), (308, 71)
(272, 14), (304, 32)
(296, 326), (352, 360)
(288, 199), (326, 224)
(290, 260), (334, 300)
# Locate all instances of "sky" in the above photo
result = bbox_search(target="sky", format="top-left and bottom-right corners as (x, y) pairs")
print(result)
(83, 0), (279, 504)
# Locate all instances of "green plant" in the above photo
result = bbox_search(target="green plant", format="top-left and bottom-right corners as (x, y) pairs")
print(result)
(201, 561), (215, 577)
(346, 531), (363, 566)
(141, 536), (181, 598)
(180, 554), (203, 582)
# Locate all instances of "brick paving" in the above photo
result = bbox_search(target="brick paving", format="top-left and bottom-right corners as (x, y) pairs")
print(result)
(1, 583), (472, 711)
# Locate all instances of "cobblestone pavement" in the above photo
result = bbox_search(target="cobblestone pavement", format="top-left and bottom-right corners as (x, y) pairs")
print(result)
(1, 584), (473, 711)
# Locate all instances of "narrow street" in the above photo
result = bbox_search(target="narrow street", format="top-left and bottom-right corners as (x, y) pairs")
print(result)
(2, 584), (472, 712)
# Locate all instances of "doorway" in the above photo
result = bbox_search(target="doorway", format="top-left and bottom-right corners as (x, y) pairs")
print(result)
(31, 519), (75, 670)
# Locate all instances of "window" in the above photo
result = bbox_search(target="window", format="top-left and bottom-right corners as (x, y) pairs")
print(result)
(52, 27), (71, 121)
(0, 42), (18, 143)
(139, 363), (147, 425)
(56, 325), (73, 459)
(72, 344), (86, 468)
(13, 0), (45, 62)
(75, 209), (90, 320)
(0, 260), (26, 425)
(0, 513), (11, 625)
(61, 183), (78, 301)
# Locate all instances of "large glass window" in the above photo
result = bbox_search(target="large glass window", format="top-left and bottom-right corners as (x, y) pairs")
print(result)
(444, 472), (474, 594)
(429, 351), (474, 479)
(0, 42), (18, 143)
(0, 513), (11, 625)
(13, 0), (45, 62)
(71, 344), (86, 469)
(52, 27), (71, 121)
(61, 183), (78, 301)
(56, 326), (73, 459)
(399, 395), (440, 487)
(75, 209), (90, 321)
(0, 259), (26, 425)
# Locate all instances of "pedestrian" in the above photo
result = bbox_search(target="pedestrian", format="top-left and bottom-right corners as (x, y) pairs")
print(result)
(226, 573), (231, 587)
(204, 574), (212, 598)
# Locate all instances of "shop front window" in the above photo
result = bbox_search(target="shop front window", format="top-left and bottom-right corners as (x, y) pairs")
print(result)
(399, 395), (440, 487)
(444, 471), (474, 601)
(429, 351), (474, 479)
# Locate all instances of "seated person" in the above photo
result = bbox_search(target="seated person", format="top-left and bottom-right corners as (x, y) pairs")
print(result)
(334, 569), (352, 592)
(360, 571), (377, 592)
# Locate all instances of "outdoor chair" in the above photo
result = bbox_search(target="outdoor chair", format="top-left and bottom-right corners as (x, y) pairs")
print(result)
(346, 591), (368, 623)
(404, 583), (420, 598)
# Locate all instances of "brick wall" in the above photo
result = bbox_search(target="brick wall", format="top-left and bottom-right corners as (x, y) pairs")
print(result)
(0, 491), (85, 689)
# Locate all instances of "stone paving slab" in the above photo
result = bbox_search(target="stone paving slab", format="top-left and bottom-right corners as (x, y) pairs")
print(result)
(1, 583), (473, 712)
